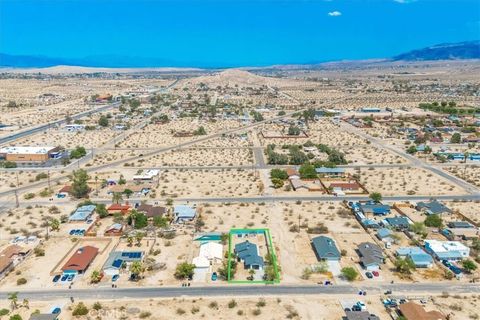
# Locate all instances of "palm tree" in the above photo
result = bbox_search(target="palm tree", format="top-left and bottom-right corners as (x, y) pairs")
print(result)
(50, 218), (60, 232)
(90, 270), (102, 283)
(8, 292), (18, 310)
(112, 192), (123, 204)
(128, 210), (138, 228)
(129, 261), (145, 279)
(22, 298), (29, 309)
(135, 232), (144, 246)
(127, 236), (134, 247)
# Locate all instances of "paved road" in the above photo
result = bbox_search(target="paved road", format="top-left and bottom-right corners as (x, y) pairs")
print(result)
(2, 283), (479, 301)
(0, 102), (120, 146)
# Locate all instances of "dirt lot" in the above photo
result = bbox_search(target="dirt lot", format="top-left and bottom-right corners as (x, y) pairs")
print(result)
(358, 167), (464, 196)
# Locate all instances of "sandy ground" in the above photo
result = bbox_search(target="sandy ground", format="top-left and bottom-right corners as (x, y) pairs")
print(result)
(358, 167), (464, 196)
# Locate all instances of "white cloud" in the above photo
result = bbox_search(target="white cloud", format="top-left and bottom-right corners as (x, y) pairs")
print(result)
(328, 11), (342, 17)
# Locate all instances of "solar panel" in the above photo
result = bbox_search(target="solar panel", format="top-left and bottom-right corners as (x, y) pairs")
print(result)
(112, 259), (123, 268)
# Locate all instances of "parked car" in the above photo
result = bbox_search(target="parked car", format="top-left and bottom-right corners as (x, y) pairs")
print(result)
(60, 274), (68, 282)
(372, 271), (379, 277)
(112, 274), (119, 282)
(51, 307), (61, 314)
(365, 272), (373, 279)
(67, 274), (75, 282)
(211, 272), (218, 281)
(52, 275), (61, 283)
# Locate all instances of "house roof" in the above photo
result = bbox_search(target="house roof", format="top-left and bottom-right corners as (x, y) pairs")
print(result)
(103, 251), (143, 270)
(0, 245), (23, 273)
(399, 301), (446, 320)
(107, 203), (131, 211)
(330, 182), (360, 190)
(193, 255), (210, 268)
(58, 185), (72, 194)
(311, 236), (341, 260)
(105, 223), (123, 233)
(358, 242), (384, 266)
(360, 204), (390, 214)
(383, 216), (410, 228)
(285, 168), (299, 177)
(69, 205), (96, 221)
(376, 228), (392, 239)
(448, 221), (474, 229)
(315, 167), (345, 174)
(62, 246), (99, 272)
(199, 242), (223, 261)
(416, 201), (452, 215)
(137, 204), (166, 218)
(234, 240), (264, 267)
(174, 205), (196, 218)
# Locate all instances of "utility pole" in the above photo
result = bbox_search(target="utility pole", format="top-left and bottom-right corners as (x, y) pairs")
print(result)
(47, 170), (51, 191)
(14, 189), (19, 208)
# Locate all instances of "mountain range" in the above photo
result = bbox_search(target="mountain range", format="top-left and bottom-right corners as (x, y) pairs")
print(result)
(1, 41), (479, 69)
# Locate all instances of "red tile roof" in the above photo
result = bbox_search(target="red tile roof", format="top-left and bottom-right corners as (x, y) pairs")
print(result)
(61, 246), (98, 272)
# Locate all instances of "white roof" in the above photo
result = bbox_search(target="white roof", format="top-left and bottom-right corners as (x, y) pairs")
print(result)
(133, 169), (159, 180)
(192, 256), (210, 268)
(425, 240), (469, 253)
(0, 146), (56, 155)
(199, 242), (223, 261)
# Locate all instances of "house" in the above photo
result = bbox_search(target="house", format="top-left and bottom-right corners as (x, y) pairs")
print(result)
(383, 216), (411, 230)
(361, 107), (381, 113)
(103, 251), (143, 276)
(398, 301), (446, 320)
(315, 167), (346, 177)
(64, 124), (85, 132)
(396, 247), (434, 268)
(57, 185), (71, 197)
(108, 184), (151, 196)
(194, 232), (223, 243)
(0, 245), (29, 279)
(173, 205), (196, 223)
(416, 200), (452, 215)
(194, 242), (223, 265)
(61, 246), (99, 275)
(343, 311), (380, 320)
(376, 228), (393, 241)
(69, 205), (96, 222)
(448, 221), (475, 229)
(133, 169), (159, 182)
(329, 182), (361, 191)
(0, 146), (60, 163)
(357, 242), (384, 270)
(311, 236), (341, 261)
(285, 168), (300, 180)
(104, 223), (124, 236)
(137, 204), (167, 219)
(424, 240), (470, 261)
(107, 203), (131, 215)
(290, 179), (308, 191)
(441, 227), (479, 241)
(234, 240), (264, 270)
(360, 204), (390, 216)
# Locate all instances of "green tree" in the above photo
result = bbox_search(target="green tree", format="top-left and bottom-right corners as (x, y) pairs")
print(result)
(98, 115), (109, 127)
(299, 164), (317, 179)
(123, 189), (133, 198)
(153, 216), (168, 228)
(174, 262), (195, 279)
(96, 204), (108, 218)
(8, 292), (18, 310)
(194, 126), (207, 135)
(462, 259), (477, 273)
(50, 218), (60, 231)
(410, 222), (426, 235)
(70, 146), (87, 159)
(271, 178), (285, 189)
(341, 267), (358, 281)
(270, 169), (288, 180)
(129, 261), (145, 278)
(71, 169), (90, 198)
(424, 214), (443, 228)
(72, 302), (89, 316)
(369, 192), (382, 203)
(90, 270), (102, 283)
(287, 126), (301, 136)
(112, 192), (123, 204)
(395, 257), (416, 274)
(9, 315), (22, 320)
(406, 145), (417, 154)
(450, 133), (461, 143)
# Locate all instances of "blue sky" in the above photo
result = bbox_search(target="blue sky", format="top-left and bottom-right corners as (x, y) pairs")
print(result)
(1, 0), (479, 67)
